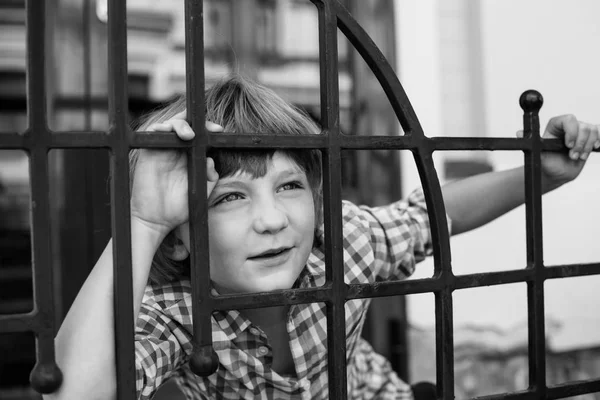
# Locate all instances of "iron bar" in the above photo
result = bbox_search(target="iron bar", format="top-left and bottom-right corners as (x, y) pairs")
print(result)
(2, 131), (593, 154)
(313, 0), (347, 398)
(544, 262), (600, 279)
(0, 132), (27, 148)
(107, 0), (136, 398)
(413, 145), (454, 399)
(453, 269), (532, 289)
(212, 286), (333, 311)
(521, 91), (547, 399)
(546, 378), (600, 399)
(347, 278), (444, 298)
(471, 390), (537, 400)
(50, 131), (112, 148)
(25, 0), (63, 394)
(0, 312), (39, 333)
(184, 0), (218, 377)
(435, 288), (455, 400)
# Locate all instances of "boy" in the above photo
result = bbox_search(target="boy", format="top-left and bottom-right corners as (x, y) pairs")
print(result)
(48, 76), (599, 400)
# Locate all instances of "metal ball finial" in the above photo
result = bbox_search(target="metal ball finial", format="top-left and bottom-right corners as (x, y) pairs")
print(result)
(519, 90), (544, 113)
(190, 345), (219, 376)
(30, 362), (63, 394)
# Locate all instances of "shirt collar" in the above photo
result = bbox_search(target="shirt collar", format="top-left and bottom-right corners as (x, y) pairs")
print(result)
(210, 287), (252, 340)
(212, 308), (252, 341)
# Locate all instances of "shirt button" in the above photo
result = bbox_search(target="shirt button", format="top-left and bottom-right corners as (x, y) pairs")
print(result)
(257, 346), (269, 356)
(249, 327), (260, 336)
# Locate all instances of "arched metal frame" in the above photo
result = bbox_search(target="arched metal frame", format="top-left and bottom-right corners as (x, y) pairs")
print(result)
(1, 0), (600, 399)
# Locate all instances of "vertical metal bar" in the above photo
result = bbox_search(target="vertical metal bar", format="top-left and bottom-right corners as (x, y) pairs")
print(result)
(26, 0), (63, 393)
(315, 1), (346, 398)
(414, 146), (455, 400)
(520, 90), (546, 399)
(434, 288), (454, 399)
(26, 0), (47, 135)
(185, 0), (218, 376)
(107, 0), (136, 398)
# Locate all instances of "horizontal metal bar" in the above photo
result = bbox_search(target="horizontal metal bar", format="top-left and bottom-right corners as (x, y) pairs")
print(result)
(131, 131), (328, 149)
(432, 137), (600, 153)
(470, 389), (536, 400)
(206, 132), (329, 149)
(0, 312), (38, 333)
(51, 131), (111, 148)
(0, 132), (27, 148)
(0, 0), (25, 8)
(341, 134), (416, 150)
(172, 261), (600, 312)
(431, 137), (533, 151)
(454, 269), (533, 289)
(547, 378), (600, 399)
(544, 262), (600, 279)
(212, 286), (333, 311)
(82, 261), (597, 316)
(3, 132), (587, 154)
(346, 277), (443, 299)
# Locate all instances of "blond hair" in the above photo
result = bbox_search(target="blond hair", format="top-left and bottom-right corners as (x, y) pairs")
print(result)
(131, 75), (323, 284)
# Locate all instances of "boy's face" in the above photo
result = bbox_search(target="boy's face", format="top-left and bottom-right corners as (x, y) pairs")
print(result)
(176, 152), (316, 294)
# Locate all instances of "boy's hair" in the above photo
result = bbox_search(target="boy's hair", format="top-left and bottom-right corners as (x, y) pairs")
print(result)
(131, 75), (323, 285)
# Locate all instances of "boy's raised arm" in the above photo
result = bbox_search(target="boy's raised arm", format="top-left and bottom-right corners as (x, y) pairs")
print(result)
(46, 221), (165, 400)
(46, 119), (220, 400)
(442, 115), (598, 235)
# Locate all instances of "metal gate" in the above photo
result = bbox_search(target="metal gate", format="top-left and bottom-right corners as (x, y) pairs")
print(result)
(1, 1), (600, 399)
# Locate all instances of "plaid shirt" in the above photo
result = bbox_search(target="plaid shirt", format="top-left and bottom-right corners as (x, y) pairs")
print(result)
(135, 188), (441, 399)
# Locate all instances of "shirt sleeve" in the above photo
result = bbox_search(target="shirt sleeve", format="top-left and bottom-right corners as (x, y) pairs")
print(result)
(341, 187), (452, 283)
(135, 290), (194, 400)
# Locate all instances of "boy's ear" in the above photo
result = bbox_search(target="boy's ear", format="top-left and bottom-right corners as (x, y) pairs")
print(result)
(164, 233), (190, 261)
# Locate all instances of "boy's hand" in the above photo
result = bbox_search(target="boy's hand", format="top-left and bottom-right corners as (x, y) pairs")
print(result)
(149, 110), (224, 141)
(518, 115), (599, 188)
(131, 112), (223, 236)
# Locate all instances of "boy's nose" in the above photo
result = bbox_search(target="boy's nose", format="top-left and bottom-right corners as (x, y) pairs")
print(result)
(252, 200), (289, 234)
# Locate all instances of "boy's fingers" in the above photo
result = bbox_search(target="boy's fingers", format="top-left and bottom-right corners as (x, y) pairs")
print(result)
(580, 135), (596, 161)
(206, 121), (224, 132)
(149, 122), (173, 132)
(206, 157), (219, 182)
(172, 110), (187, 120)
(583, 125), (600, 159)
(544, 114), (579, 147)
(170, 119), (195, 140)
(570, 122), (591, 160)
(578, 124), (597, 161)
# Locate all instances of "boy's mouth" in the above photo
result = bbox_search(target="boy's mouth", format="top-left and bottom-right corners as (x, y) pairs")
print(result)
(248, 247), (292, 260)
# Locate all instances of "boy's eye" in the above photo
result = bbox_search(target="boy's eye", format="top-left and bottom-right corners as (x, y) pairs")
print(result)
(218, 193), (244, 204)
(278, 181), (303, 192)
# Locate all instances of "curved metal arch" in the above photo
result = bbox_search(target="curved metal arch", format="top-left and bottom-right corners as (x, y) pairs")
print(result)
(329, 0), (451, 272)
(324, 1), (455, 397)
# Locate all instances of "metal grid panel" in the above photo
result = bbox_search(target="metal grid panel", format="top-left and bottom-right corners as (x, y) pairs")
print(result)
(0, 0), (599, 399)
